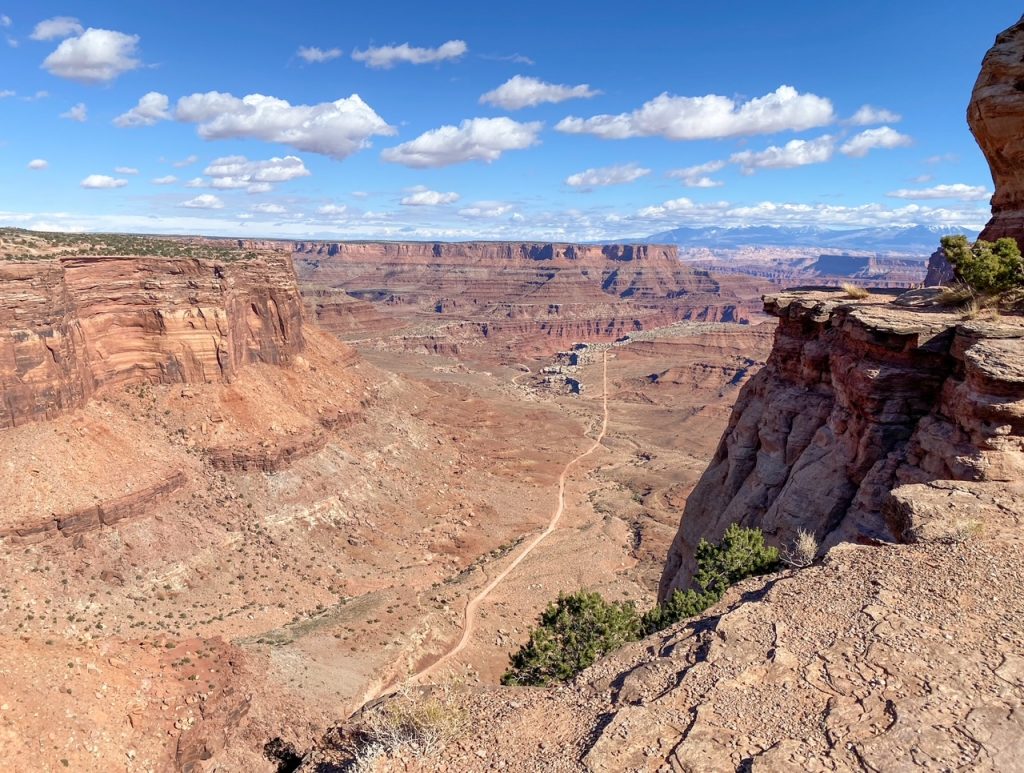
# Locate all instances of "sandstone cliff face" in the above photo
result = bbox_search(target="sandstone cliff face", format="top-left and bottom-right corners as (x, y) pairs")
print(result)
(660, 290), (1024, 597)
(294, 241), (756, 354)
(970, 15), (1024, 244)
(0, 254), (304, 428)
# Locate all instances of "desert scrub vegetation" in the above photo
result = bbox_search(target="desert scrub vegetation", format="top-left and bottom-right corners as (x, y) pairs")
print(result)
(354, 686), (467, 761)
(840, 282), (871, 299)
(504, 525), (781, 685)
(0, 227), (260, 262)
(940, 234), (1023, 295)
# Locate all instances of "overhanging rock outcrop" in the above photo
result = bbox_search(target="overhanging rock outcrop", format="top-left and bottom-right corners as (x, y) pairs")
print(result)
(660, 289), (1024, 597)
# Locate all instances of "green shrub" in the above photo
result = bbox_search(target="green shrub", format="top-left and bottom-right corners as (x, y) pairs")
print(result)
(504, 526), (781, 685)
(501, 591), (639, 686)
(941, 234), (1023, 294)
(640, 523), (780, 635)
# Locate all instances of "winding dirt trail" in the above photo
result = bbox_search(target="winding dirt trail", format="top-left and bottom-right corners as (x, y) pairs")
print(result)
(352, 352), (609, 711)
(412, 351), (609, 684)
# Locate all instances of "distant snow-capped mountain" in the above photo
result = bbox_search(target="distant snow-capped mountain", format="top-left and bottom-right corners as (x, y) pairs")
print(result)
(644, 224), (981, 254)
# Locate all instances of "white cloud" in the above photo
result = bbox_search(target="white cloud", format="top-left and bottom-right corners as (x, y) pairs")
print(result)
(114, 166), (139, 175)
(0, 89), (14, 98)
(556, 85), (834, 141)
(42, 28), (141, 83)
(80, 174), (127, 189)
(152, 175), (177, 185)
(197, 155), (310, 192)
(849, 105), (902, 125)
(297, 45), (342, 63)
(637, 196), (710, 218)
(113, 91), (170, 127)
(180, 194), (223, 209)
(0, 15), (10, 28)
(251, 203), (286, 214)
(381, 116), (541, 168)
(565, 163), (650, 188)
(730, 134), (836, 173)
(886, 183), (991, 201)
(480, 75), (600, 110)
(352, 39), (467, 68)
(317, 203), (348, 217)
(22, 90), (48, 102)
(175, 91), (394, 159)
(400, 186), (460, 206)
(184, 177), (205, 188)
(840, 126), (912, 157)
(925, 153), (958, 165)
(173, 154), (199, 168)
(910, 174), (933, 184)
(60, 102), (87, 122)
(30, 16), (83, 40)
(667, 160), (726, 188)
(458, 202), (515, 218)
(27, 159), (48, 170)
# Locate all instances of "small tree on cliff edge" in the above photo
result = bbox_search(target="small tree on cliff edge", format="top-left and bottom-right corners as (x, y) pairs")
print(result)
(941, 234), (1023, 294)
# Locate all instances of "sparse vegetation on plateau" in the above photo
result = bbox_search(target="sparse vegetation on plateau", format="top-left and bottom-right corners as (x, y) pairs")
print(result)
(0, 227), (260, 262)
(505, 525), (781, 684)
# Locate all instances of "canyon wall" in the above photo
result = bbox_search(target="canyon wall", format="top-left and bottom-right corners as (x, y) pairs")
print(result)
(0, 253), (304, 428)
(659, 289), (1024, 597)
(293, 241), (759, 353)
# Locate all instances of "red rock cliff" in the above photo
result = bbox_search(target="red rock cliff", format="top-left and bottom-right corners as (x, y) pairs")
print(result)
(659, 290), (1024, 598)
(0, 253), (304, 428)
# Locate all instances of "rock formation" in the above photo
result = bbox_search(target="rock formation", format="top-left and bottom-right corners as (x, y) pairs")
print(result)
(659, 289), (1024, 596)
(0, 253), (303, 428)
(927, 14), (1024, 285)
(970, 14), (1024, 244)
(293, 241), (762, 355)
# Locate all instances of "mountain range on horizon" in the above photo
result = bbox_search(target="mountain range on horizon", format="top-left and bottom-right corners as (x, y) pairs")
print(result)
(641, 223), (982, 255)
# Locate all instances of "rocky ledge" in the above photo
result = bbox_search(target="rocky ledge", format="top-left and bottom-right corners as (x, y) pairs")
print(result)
(661, 289), (1024, 596)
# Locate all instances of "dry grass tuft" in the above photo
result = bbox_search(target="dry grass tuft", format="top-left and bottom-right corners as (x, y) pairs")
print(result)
(782, 529), (819, 568)
(840, 283), (870, 300)
(936, 282), (974, 306)
(357, 685), (467, 760)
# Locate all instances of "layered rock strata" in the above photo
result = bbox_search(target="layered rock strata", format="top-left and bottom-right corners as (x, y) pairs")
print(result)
(660, 289), (1024, 596)
(0, 253), (304, 428)
(293, 241), (757, 353)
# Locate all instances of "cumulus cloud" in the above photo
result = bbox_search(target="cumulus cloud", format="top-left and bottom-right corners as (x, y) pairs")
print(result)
(381, 116), (541, 168)
(201, 155), (311, 192)
(886, 183), (991, 201)
(0, 14), (10, 27)
(173, 154), (199, 168)
(175, 91), (394, 159)
(184, 177), (205, 188)
(840, 126), (912, 157)
(152, 175), (177, 185)
(113, 91), (170, 127)
(60, 102), (87, 122)
(480, 75), (600, 110)
(730, 134), (836, 174)
(30, 16), (83, 40)
(0, 89), (13, 98)
(458, 202), (516, 218)
(352, 39), (467, 68)
(42, 28), (141, 83)
(666, 160), (726, 188)
(400, 186), (460, 206)
(80, 174), (127, 189)
(565, 163), (650, 189)
(849, 105), (902, 125)
(251, 202), (286, 214)
(180, 194), (223, 209)
(556, 85), (834, 141)
(27, 159), (48, 170)
(297, 45), (342, 63)
(114, 166), (139, 175)
(317, 203), (348, 217)
(637, 196), (711, 218)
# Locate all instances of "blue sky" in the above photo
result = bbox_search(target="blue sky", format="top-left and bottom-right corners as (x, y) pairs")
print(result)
(0, 1), (1020, 240)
